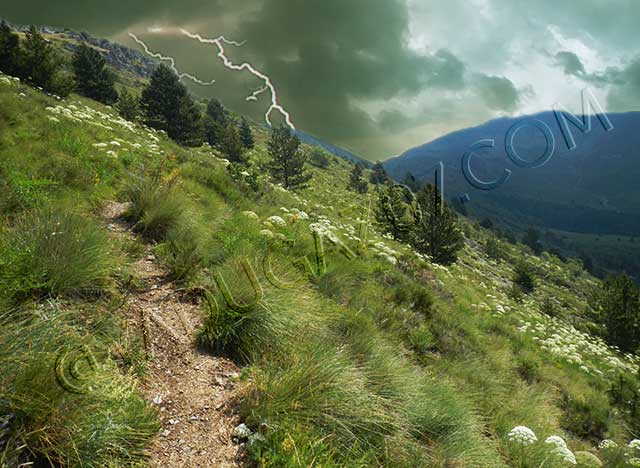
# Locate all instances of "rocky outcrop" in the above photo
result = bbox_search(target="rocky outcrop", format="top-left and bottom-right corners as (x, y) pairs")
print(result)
(3, 20), (158, 78)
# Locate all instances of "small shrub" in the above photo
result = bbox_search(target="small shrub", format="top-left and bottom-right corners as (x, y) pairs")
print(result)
(560, 392), (609, 440)
(513, 260), (536, 294)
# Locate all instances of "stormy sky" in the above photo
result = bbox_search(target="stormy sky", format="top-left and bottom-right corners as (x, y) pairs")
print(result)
(3, 0), (639, 160)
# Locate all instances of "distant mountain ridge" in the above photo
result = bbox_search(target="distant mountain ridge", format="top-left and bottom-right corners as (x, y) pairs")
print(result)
(384, 110), (640, 236)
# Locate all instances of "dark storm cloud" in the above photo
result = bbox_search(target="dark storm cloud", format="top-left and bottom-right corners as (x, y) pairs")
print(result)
(229, 0), (469, 143)
(551, 50), (640, 110)
(3, 0), (478, 158)
(474, 75), (520, 111)
(554, 51), (586, 77)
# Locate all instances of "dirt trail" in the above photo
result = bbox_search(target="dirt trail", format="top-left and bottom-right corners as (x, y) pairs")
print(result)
(103, 202), (244, 468)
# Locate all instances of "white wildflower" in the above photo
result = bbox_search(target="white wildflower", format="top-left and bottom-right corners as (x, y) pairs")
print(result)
(47, 116), (59, 123)
(507, 426), (537, 446)
(259, 229), (274, 238)
(109, 140), (121, 147)
(629, 439), (640, 451)
(242, 211), (259, 221)
(598, 439), (617, 450)
(266, 215), (286, 227)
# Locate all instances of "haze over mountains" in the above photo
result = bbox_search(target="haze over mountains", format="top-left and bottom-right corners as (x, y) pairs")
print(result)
(384, 110), (640, 236)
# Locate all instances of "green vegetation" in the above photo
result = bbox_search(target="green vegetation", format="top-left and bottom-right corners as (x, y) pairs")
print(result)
(592, 273), (640, 353)
(267, 125), (311, 189)
(309, 146), (331, 168)
(370, 161), (389, 185)
(140, 64), (203, 146)
(116, 88), (140, 121)
(1, 25), (639, 468)
(411, 184), (464, 265)
(72, 42), (118, 104)
(240, 116), (255, 149)
(347, 162), (368, 193)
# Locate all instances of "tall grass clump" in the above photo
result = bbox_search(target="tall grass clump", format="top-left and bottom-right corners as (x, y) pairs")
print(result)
(0, 306), (159, 467)
(197, 255), (321, 362)
(122, 170), (188, 242)
(0, 207), (115, 303)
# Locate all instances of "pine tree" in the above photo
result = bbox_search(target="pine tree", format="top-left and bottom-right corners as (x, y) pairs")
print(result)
(204, 99), (229, 147)
(309, 147), (331, 168)
(410, 184), (464, 265)
(239, 117), (255, 149)
(20, 25), (72, 96)
(523, 226), (543, 255)
(348, 163), (368, 193)
(173, 94), (204, 147)
(374, 185), (414, 241)
(116, 88), (140, 121)
(370, 161), (389, 185)
(267, 125), (311, 190)
(220, 124), (246, 164)
(140, 64), (203, 146)
(0, 20), (21, 76)
(593, 273), (640, 353)
(72, 42), (117, 104)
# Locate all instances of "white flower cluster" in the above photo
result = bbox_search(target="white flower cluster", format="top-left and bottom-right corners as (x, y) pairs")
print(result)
(309, 216), (340, 244)
(516, 312), (639, 378)
(0, 74), (20, 86)
(242, 210), (259, 221)
(598, 439), (618, 450)
(287, 208), (309, 222)
(545, 436), (577, 465)
(507, 426), (537, 446)
(369, 240), (398, 265)
(266, 215), (286, 227)
(630, 439), (640, 451)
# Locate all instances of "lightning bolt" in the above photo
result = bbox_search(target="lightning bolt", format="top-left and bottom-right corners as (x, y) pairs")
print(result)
(180, 29), (295, 129)
(129, 28), (295, 129)
(128, 33), (216, 86)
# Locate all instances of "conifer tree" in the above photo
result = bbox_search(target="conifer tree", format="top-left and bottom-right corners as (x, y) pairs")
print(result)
(267, 125), (311, 189)
(370, 161), (389, 185)
(593, 273), (640, 353)
(72, 42), (117, 104)
(239, 117), (255, 149)
(220, 124), (246, 164)
(410, 184), (464, 265)
(204, 98), (229, 147)
(0, 20), (20, 76)
(374, 185), (414, 241)
(116, 88), (140, 121)
(20, 25), (72, 96)
(140, 64), (203, 146)
(348, 163), (368, 193)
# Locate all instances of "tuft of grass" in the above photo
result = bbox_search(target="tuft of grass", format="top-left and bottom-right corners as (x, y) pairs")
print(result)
(122, 172), (188, 242)
(0, 206), (115, 304)
(0, 306), (159, 468)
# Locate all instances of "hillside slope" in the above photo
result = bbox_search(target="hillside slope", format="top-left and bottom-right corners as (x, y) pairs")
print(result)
(1, 68), (640, 468)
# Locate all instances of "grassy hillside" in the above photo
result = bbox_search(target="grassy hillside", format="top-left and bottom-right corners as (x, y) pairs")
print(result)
(1, 70), (639, 468)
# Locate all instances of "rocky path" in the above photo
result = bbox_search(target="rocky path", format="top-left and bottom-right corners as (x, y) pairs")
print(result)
(103, 202), (244, 468)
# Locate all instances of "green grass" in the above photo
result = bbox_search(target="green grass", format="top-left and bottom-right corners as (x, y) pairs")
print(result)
(0, 305), (159, 468)
(0, 206), (116, 304)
